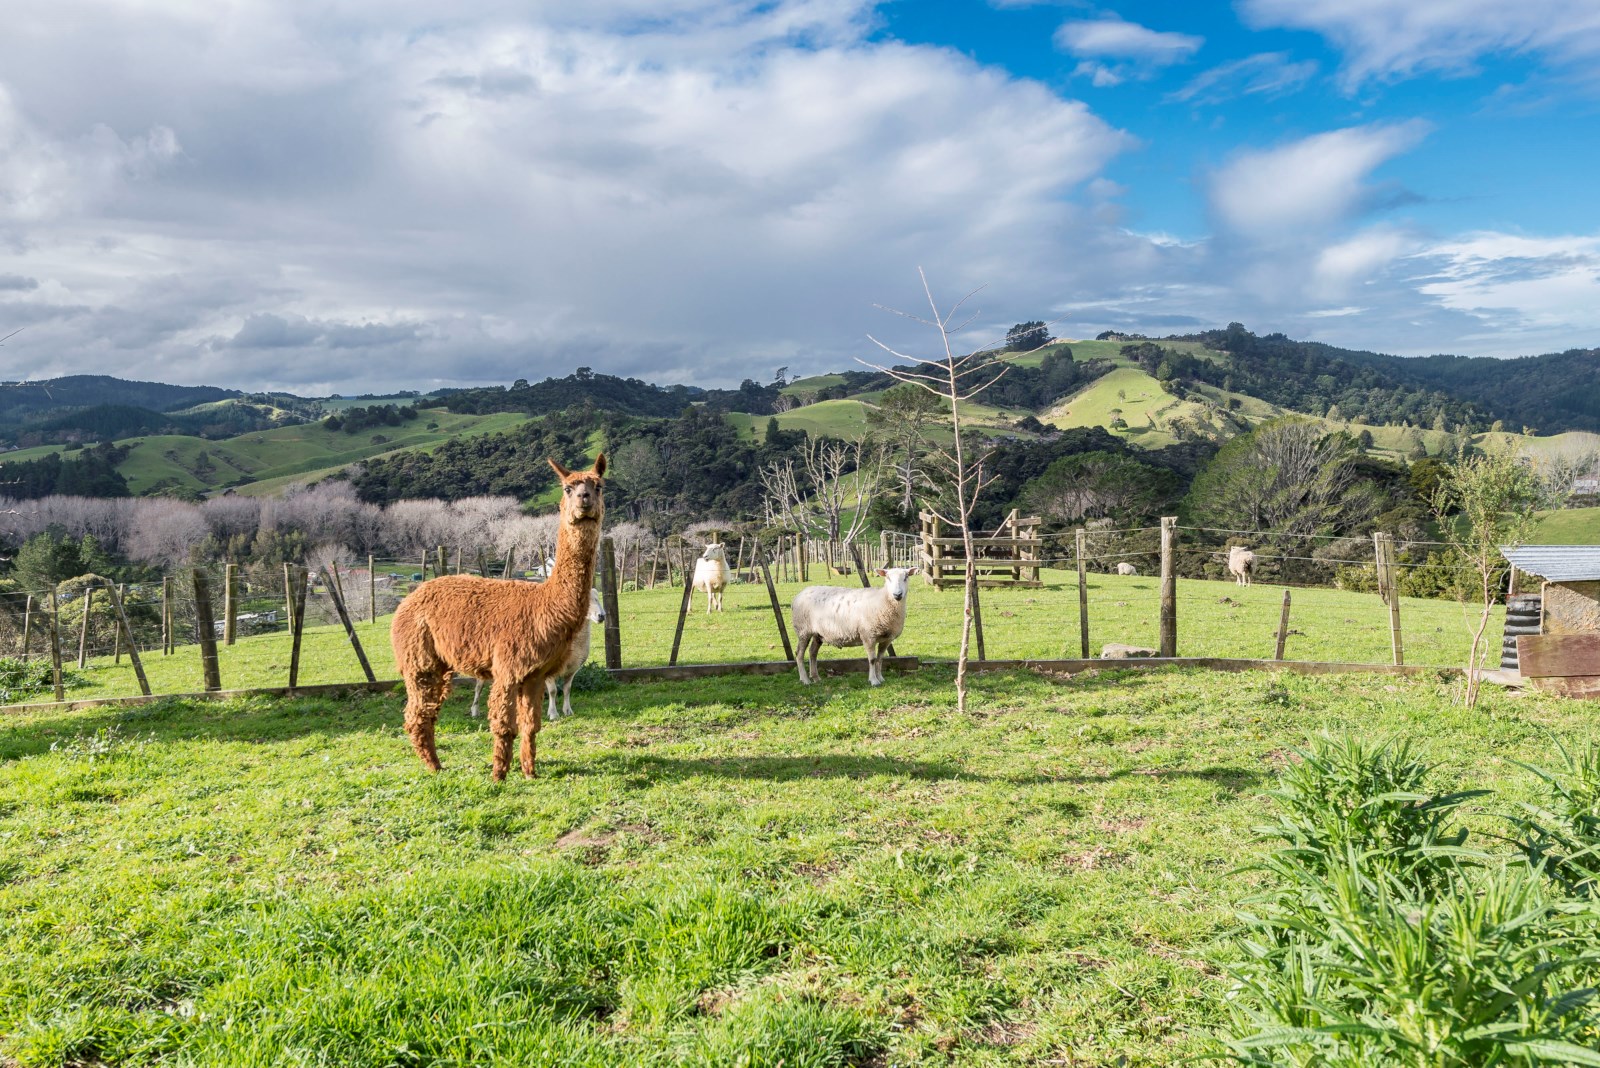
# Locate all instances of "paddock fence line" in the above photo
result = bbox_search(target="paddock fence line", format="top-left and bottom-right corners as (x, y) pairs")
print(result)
(0, 520), (1507, 707)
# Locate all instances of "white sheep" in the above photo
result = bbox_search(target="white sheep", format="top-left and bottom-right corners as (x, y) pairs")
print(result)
(468, 587), (605, 722)
(1227, 546), (1256, 586)
(790, 567), (911, 686)
(692, 544), (728, 613)
(1115, 562), (1138, 576)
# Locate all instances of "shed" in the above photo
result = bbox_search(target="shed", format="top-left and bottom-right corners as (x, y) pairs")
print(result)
(1500, 545), (1600, 637)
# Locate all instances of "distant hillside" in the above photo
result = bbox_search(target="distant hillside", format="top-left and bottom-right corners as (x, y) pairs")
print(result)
(0, 375), (238, 425)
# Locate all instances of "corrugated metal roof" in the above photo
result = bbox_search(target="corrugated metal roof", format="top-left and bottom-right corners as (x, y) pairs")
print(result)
(1501, 545), (1600, 582)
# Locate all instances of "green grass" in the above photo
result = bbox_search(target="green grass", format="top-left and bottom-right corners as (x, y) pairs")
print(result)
(1040, 368), (1279, 448)
(3, 665), (1595, 1065)
(1530, 505), (1600, 545)
(1004, 339), (1216, 369)
(38, 570), (1498, 705)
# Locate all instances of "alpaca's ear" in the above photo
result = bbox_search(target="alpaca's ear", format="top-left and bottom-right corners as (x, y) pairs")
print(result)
(592, 453), (607, 478)
(548, 458), (572, 480)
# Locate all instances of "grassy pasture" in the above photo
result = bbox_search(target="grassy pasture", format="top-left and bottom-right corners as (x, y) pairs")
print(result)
(3, 662), (1594, 1066)
(35, 571), (1496, 705)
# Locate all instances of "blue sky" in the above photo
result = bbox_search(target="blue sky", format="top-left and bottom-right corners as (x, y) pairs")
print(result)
(1, 0), (1598, 392)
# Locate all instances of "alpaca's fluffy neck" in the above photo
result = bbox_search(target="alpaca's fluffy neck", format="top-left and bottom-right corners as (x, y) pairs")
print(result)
(547, 507), (601, 622)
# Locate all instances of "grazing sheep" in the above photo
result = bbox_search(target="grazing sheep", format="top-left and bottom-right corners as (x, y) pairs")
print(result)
(1227, 546), (1256, 586)
(391, 455), (606, 780)
(469, 587), (605, 722)
(692, 544), (728, 613)
(1115, 562), (1138, 576)
(791, 567), (912, 686)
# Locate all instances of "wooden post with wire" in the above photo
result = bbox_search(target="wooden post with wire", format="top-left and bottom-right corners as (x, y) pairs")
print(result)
(21, 593), (33, 662)
(223, 562), (238, 645)
(1274, 589), (1292, 661)
(76, 585), (94, 669)
(1379, 532), (1404, 666)
(191, 569), (222, 693)
(1158, 516), (1177, 658)
(759, 557), (795, 662)
(162, 576), (174, 655)
(668, 566), (695, 666)
(287, 566), (309, 689)
(369, 554), (377, 623)
(113, 584), (124, 664)
(600, 536), (622, 670)
(323, 565), (377, 683)
(103, 580), (150, 696)
(47, 588), (64, 702)
(971, 580), (987, 661)
(1076, 528), (1090, 658)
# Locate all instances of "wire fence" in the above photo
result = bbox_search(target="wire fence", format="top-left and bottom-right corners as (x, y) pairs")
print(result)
(1, 521), (1511, 706)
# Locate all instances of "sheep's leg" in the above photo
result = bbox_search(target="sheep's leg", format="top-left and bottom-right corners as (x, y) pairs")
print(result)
(867, 642), (881, 686)
(795, 632), (811, 683)
(808, 635), (822, 684)
(545, 676), (559, 722)
(468, 677), (485, 718)
(516, 674), (548, 778)
(562, 674), (576, 718)
(487, 675), (518, 782)
(402, 670), (450, 772)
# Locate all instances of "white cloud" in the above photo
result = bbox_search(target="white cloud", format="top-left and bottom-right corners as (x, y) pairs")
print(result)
(1168, 52), (1317, 104)
(1055, 17), (1202, 62)
(1412, 232), (1600, 344)
(1240, 0), (1600, 90)
(1207, 121), (1429, 239)
(1313, 227), (1418, 296)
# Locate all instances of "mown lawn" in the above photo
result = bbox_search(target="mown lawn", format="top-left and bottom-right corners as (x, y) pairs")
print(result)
(3, 667), (1595, 1065)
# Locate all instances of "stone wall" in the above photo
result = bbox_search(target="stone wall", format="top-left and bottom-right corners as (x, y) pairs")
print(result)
(1544, 580), (1600, 635)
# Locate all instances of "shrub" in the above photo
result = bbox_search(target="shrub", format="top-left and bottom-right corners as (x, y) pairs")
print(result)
(1518, 741), (1600, 899)
(0, 656), (79, 703)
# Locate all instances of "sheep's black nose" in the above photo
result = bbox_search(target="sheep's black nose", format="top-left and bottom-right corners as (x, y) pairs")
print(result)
(893, 592), (904, 601)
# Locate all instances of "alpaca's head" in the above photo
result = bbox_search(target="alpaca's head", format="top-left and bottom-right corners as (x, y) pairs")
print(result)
(700, 544), (727, 563)
(549, 454), (607, 526)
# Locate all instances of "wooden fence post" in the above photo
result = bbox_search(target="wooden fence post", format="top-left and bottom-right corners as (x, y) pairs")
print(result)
(1159, 516), (1177, 657)
(1274, 589), (1292, 661)
(162, 576), (174, 655)
(1381, 532), (1404, 667)
(369, 554), (377, 623)
(668, 567), (695, 666)
(759, 557), (795, 662)
(971, 579), (987, 661)
(21, 593), (33, 662)
(113, 584), (124, 664)
(223, 562), (238, 645)
(76, 585), (95, 669)
(600, 536), (622, 670)
(502, 550), (516, 579)
(191, 569), (222, 693)
(288, 567), (308, 689)
(420, 552), (429, 582)
(103, 580), (151, 696)
(436, 545), (447, 579)
(47, 588), (64, 702)
(1076, 528), (1090, 658)
(323, 565), (377, 683)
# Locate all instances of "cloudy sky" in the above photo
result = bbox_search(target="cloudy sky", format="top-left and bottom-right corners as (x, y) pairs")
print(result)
(2, 0), (1598, 393)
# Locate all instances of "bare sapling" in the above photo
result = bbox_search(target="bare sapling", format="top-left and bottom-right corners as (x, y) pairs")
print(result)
(760, 435), (888, 572)
(856, 268), (1019, 713)
(1431, 444), (1550, 707)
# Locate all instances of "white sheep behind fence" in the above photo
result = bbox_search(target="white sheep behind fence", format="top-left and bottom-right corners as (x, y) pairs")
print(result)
(692, 544), (728, 612)
(790, 567), (912, 686)
(1116, 562), (1138, 576)
(468, 587), (605, 721)
(1227, 546), (1256, 586)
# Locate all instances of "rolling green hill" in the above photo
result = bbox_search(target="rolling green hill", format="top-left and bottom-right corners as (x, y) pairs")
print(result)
(1, 410), (529, 497)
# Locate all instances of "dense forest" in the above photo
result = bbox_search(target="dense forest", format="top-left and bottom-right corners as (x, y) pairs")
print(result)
(438, 368), (786, 419)
(0, 442), (131, 498)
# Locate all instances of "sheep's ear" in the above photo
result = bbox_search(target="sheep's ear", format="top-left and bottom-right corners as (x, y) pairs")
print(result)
(592, 453), (607, 478)
(548, 458), (572, 479)
(874, 568), (887, 577)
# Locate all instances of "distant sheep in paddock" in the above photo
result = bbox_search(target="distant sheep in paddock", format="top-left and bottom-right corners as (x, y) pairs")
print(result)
(791, 567), (912, 686)
(470, 587), (605, 722)
(1227, 546), (1256, 586)
(692, 544), (728, 613)
(1116, 562), (1138, 576)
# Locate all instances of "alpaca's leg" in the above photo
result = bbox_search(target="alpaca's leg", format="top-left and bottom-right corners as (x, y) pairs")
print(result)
(487, 676), (518, 781)
(517, 674), (547, 778)
(403, 670), (449, 772)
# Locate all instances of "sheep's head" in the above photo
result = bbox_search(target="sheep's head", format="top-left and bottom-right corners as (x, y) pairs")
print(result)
(875, 566), (913, 603)
(588, 587), (606, 623)
(701, 544), (727, 563)
(549, 454), (606, 524)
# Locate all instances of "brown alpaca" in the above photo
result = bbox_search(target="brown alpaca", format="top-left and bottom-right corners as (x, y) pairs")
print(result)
(391, 455), (606, 780)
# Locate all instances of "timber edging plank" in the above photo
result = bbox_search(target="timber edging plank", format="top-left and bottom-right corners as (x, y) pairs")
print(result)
(1, 655), (1455, 715)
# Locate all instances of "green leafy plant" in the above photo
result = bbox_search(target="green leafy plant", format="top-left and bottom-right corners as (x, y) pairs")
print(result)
(1518, 741), (1600, 899)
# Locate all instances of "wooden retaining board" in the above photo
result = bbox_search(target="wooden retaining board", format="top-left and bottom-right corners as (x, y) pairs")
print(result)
(1516, 634), (1600, 698)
